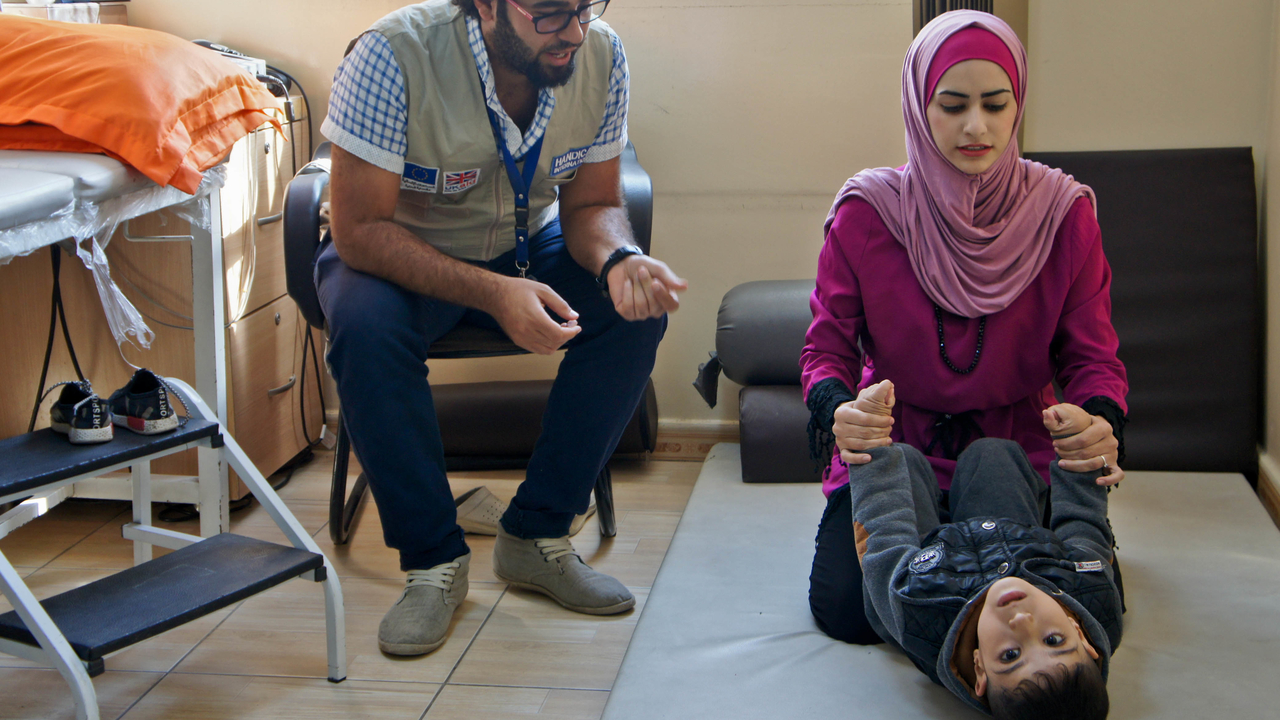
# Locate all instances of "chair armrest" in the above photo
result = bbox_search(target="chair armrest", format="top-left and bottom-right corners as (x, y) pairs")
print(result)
(620, 142), (653, 254)
(716, 279), (815, 386)
(283, 142), (332, 330)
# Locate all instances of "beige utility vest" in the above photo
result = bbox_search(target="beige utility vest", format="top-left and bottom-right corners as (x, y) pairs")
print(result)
(372, 2), (614, 261)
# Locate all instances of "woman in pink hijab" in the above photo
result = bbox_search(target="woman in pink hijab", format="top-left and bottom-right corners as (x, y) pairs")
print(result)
(803, 11), (1128, 644)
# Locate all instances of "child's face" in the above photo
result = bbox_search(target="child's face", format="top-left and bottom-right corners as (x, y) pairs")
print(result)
(972, 577), (1099, 697)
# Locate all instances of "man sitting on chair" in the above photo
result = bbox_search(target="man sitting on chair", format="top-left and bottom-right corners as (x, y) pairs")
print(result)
(318, 0), (685, 656)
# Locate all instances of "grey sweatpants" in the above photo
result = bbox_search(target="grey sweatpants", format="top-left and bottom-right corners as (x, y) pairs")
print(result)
(809, 438), (1052, 644)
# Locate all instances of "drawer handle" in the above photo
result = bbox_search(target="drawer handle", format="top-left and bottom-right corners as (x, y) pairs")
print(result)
(267, 375), (297, 397)
(257, 212), (284, 226)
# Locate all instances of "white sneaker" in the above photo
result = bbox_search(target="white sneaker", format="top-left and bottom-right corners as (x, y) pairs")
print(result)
(454, 487), (506, 535)
(455, 486), (595, 537)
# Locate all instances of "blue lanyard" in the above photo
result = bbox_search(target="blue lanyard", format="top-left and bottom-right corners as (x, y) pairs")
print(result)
(485, 106), (544, 278)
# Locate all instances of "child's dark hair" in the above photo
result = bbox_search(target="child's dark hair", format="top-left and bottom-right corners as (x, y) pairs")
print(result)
(988, 662), (1109, 720)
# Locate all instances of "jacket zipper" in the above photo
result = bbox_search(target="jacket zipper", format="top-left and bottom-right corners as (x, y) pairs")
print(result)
(484, 167), (504, 261)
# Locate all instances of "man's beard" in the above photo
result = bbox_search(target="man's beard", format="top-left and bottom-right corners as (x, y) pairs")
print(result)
(490, 3), (577, 88)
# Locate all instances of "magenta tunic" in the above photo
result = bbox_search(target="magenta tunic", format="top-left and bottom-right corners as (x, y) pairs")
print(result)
(802, 195), (1128, 495)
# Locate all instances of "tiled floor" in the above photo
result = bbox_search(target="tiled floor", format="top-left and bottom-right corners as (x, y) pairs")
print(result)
(0, 452), (701, 719)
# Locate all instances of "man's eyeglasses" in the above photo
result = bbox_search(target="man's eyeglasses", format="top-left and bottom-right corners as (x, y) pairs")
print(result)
(503, 0), (610, 34)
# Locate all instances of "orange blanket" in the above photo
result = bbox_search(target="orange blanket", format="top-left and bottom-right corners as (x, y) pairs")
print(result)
(0, 15), (282, 193)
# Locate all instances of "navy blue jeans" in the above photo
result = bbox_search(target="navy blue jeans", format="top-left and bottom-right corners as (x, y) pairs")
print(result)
(316, 219), (665, 570)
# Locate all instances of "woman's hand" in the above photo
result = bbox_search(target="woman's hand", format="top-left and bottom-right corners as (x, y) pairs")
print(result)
(833, 380), (895, 465)
(1048, 402), (1124, 486)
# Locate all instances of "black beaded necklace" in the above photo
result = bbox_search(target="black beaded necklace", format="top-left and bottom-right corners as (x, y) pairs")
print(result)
(934, 304), (986, 374)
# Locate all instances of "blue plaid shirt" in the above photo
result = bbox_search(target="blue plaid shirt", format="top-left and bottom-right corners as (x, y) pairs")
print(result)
(322, 14), (629, 175)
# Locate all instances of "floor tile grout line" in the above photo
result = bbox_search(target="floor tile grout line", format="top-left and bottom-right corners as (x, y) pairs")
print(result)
(415, 681), (446, 719)
(113, 597), (248, 719)
(419, 583), (511, 720)
(24, 500), (132, 576)
(113, 669), (170, 720)
(159, 668), (447, 685)
(438, 680), (616, 692)
(160, 598), (248, 672)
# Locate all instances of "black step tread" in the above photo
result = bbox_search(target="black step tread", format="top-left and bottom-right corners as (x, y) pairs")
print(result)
(0, 420), (220, 499)
(0, 533), (323, 661)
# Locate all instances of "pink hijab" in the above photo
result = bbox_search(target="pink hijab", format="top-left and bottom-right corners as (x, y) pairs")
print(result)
(826, 11), (1095, 318)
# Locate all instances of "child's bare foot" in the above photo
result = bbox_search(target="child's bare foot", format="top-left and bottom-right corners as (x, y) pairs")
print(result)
(854, 380), (895, 417)
(1042, 403), (1092, 437)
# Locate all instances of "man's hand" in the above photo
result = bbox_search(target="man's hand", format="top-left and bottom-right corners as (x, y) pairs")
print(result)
(1048, 403), (1124, 486)
(558, 157), (688, 321)
(833, 380), (895, 466)
(489, 276), (582, 354)
(607, 256), (688, 321)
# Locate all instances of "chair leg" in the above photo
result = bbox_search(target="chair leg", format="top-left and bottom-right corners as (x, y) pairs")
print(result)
(329, 418), (369, 545)
(594, 466), (616, 538)
(320, 568), (348, 683)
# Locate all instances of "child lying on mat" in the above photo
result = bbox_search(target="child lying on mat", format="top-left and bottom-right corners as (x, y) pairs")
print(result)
(846, 381), (1122, 719)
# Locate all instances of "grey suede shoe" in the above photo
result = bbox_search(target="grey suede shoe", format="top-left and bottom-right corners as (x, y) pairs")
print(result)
(492, 528), (634, 615)
(378, 553), (470, 656)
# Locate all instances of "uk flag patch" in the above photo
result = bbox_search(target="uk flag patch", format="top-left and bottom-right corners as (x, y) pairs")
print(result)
(443, 169), (481, 194)
(401, 163), (439, 192)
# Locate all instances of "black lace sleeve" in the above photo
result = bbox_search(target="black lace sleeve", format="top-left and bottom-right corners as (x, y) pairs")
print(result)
(806, 377), (856, 465)
(1081, 395), (1128, 465)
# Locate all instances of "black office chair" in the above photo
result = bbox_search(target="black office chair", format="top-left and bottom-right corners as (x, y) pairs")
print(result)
(284, 142), (654, 544)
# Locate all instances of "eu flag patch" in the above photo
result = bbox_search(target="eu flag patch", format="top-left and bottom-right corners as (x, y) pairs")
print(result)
(402, 163), (439, 192)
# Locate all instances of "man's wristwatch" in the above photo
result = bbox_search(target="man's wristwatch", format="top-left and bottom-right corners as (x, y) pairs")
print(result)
(596, 245), (645, 297)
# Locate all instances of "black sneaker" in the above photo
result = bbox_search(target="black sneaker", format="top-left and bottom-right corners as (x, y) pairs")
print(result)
(108, 368), (179, 435)
(48, 381), (114, 444)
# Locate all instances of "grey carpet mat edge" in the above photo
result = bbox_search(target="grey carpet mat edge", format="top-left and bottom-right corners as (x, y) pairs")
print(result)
(604, 443), (1280, 719)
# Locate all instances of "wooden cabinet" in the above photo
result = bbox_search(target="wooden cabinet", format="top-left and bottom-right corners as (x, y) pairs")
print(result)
(228, 294), (324, 484)
(0, 94), (320, 500)
(223, 123), (297, 321)
(218, 102), (323, 497)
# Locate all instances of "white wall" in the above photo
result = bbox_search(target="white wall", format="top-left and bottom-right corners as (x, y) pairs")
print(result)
(1024, 0), (1273, 155)
(128, 0), (916, 431)
(1025, 0), (1278, 468)
(1261, 0), (1280, 477)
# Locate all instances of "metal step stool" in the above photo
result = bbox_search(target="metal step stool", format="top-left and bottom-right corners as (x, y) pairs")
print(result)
(0, 379), (347, 720)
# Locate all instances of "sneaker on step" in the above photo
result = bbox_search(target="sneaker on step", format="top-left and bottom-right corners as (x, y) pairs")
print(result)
(493, 528), (634, 615)
(378, 554), (470, 656)
(108, 368), (179, 435)
(48, 381), (113, 444)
